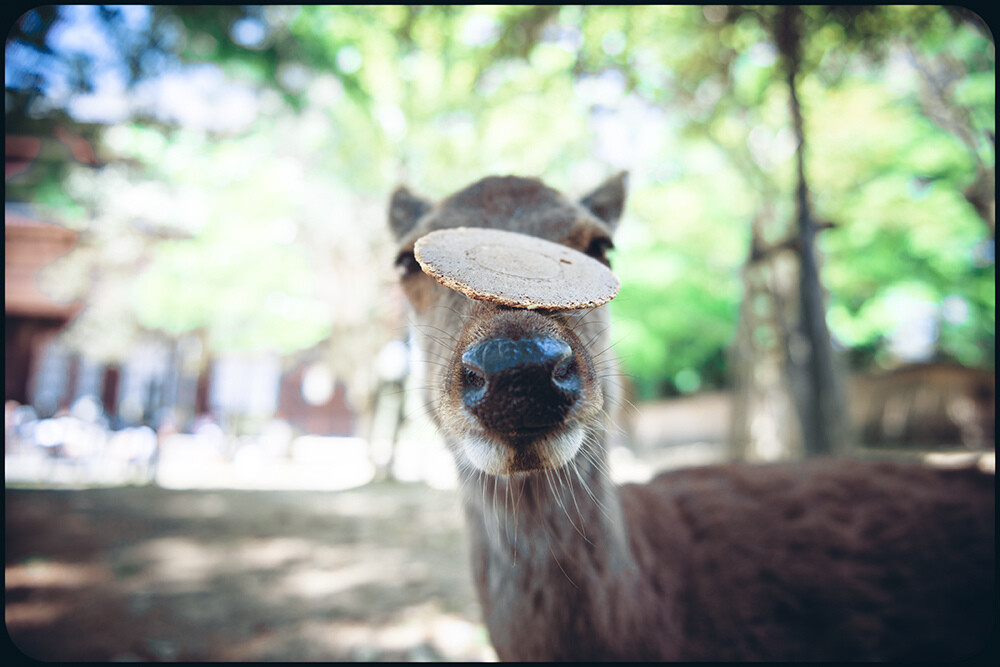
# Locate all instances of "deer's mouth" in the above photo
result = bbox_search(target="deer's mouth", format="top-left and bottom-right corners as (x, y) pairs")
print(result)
(459, 423), (586, 475)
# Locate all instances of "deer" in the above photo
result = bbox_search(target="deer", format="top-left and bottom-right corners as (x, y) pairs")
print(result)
(388, 173), (995, 661)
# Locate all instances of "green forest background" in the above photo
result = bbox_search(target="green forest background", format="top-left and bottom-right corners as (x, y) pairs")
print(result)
(5, 5), (994, 402)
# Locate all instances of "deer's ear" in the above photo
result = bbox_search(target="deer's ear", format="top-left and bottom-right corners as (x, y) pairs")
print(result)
(389, 186), (433, 240)
(580, 171), (628, 231)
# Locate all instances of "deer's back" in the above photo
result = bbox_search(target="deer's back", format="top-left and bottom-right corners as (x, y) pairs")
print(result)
(619, 459), (995, 661)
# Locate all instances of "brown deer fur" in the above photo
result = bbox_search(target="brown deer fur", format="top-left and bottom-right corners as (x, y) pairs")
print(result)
(388, 174), (995, 661)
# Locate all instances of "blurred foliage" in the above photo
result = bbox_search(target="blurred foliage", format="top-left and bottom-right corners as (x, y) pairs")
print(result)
(5, 5), (994, 401)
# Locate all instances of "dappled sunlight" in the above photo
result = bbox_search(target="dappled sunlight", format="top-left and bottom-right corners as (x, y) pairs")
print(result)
(5, 560), (110, 628)
(154, 434), (376, 491)
(5, 597), (65, 629)
(236, 536), (315, 570)
(922, 450), (995, 473)
(129, 537), (228, 589)
(277, 556), (405, 600)
(221, 607), (498, 662)
(123, 533), (416, 601)
(294, 605), (497, 662)
(6, 483), (490, 661)
(6, 560), (108, 589)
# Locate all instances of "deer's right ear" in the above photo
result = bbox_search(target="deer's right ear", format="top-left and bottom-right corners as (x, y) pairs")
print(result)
(580, 171), (628, 232)
(389, 186), (433, 240)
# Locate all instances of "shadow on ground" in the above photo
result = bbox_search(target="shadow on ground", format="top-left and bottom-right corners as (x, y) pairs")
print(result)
(5, 482), (497, 662)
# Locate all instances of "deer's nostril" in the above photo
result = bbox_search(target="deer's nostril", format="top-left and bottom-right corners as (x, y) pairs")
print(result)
(463, 365), (486, 390)
(460, 359), (488, 410)
(552, 357), (580, 393)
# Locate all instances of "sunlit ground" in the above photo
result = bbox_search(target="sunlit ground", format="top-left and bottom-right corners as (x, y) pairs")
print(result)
(4, 396), (736, 493)
(4, 435), (734, 492)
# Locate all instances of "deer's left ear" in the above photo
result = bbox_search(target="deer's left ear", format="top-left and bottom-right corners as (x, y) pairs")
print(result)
(389, 185), (434, 241)
(580, 171), (627, 232)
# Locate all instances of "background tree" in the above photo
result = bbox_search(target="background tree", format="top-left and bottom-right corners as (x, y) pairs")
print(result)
(5, 6), (993, 445)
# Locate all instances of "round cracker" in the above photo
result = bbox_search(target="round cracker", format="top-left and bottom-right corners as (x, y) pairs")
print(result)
(413, 227), (620, 310)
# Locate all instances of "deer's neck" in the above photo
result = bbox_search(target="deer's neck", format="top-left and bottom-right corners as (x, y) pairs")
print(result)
(456, 432), (650, 660)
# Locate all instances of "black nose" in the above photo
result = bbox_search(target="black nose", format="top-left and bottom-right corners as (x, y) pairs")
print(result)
(461, 336), (580, 435)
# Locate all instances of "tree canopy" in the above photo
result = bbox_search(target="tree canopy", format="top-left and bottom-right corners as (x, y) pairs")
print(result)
(5, 5), (994, 401)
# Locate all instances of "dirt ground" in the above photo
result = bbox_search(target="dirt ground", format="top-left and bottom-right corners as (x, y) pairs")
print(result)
(3, 394), (735, 663)
(5, 481), (496, 662)
(7, 386), (991, 663)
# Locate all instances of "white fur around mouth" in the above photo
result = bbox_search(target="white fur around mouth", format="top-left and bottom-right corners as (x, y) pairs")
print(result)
(462, 426), (585, 475)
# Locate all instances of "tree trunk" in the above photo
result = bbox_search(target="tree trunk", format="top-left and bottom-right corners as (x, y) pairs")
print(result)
(731, 8), (850, 461)
(777, 6), (849, 457)
(730, 208), (806, 461)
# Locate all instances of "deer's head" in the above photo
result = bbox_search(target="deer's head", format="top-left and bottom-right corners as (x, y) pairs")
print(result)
(390, 174), (625, 476)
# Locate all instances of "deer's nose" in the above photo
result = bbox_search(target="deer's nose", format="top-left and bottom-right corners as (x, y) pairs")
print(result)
(460, 337), (580, 434)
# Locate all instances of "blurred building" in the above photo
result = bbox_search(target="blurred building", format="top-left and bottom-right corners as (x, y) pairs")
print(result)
(849, 363), (995, 450)
(4, 209), (84, 408)
(6, 133), (356, 437)
(5, 212), (357, 435)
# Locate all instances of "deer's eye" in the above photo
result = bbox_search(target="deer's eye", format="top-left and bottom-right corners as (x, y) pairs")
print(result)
(395, 250), (422, 278)
(585, 236), (614, 267)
